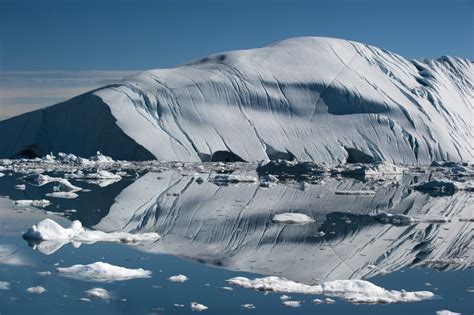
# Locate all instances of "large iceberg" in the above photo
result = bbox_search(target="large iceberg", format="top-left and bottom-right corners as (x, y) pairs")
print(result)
(0, 37), (472, 163)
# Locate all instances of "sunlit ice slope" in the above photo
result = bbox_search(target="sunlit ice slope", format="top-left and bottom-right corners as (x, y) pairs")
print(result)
(1, 37), (472, 163)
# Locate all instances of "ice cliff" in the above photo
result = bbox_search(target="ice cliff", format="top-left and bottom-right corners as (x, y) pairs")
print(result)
(0, 37), (472, 163)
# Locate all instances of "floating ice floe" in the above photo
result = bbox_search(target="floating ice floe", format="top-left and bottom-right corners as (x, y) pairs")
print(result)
(436, 310), (461, 315)
(74, 170), (122, 187)
(282, 300), (303, 307)
(23, 218), (160, 244)
(14, 184), (26, 190)
(190, 301), (208, 312)
(26, 286), (46, 294)
(14, 199), (50, 207)
(57, 262), (151, 282)
(241, 303), (256, 309)
(0, 281), (10, 290)
(45, 192), (79, 199)
(32, 174), (82, 198)
(338, 163), (405, 177)
(168, 274), (189, 283)
(227, 276), (434, 304)
(84, 287), (112, 300)
(272, 213), (315, 224)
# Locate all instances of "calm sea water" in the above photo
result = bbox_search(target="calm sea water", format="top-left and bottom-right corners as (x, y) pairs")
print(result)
(0, 168), (472, 314)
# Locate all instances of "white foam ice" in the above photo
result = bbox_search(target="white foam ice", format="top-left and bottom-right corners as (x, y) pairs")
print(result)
(57, 261), (151, 282)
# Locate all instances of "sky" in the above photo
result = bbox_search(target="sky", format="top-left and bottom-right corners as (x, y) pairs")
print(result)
(0, 0), (472, 119)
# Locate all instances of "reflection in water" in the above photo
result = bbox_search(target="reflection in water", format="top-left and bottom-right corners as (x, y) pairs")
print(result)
(83, 171), (474, 283)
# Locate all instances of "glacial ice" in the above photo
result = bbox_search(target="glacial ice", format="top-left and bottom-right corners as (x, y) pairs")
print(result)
(14, 199), (51, 207)
(190, 302), (208, 312)
(227, 276), (434, 304)
(84, 287), (112, 300)
(57, 261), (152, 282)
(0, 281), (10, 290)
(23, 219), (160, 254)
(168, 274), (189, 283)
(0, 37), (471, 164)
(26, 286), (46, 294)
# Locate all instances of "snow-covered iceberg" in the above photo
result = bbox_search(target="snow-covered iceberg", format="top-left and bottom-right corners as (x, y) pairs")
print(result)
(0, 37), (472, 163)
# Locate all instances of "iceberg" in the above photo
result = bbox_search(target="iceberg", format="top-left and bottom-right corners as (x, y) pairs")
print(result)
(227, 276), (434, 304)
(23, 218), (160, 254)
(0, 37), (471, 164)
(57, 261), (151, 282)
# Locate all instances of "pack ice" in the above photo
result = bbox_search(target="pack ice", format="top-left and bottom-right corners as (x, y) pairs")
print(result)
(0, 37), (472, 163)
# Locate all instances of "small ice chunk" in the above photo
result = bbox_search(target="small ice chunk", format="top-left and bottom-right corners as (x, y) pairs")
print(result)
(0, 281), (10, 290)
(15, 184), (26, 190)
(282, 300), (303, 307)
(241, 303), (256, 309)
(312, 298), (322, 304)
(26, 286), (46, 294)
(272, 213), (315, 224)
(86, 170), (121, 180)
(57, 262), (151, 282)
(37, 271), (52, 276)
(14, 199), (50, 207)
(90, 151), (115, 164)
(280, 294), (291, 301)
(168, 274), (189, 283)
(191, 301), (208, 311)
(436, 311), (461, 315)
(45, 192), (79, 199)
(84, 287), (111, 300)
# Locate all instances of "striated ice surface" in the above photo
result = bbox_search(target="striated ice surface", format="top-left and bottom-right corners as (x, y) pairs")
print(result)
(93, 170), (473, 283)
(0, 37), (472, 163)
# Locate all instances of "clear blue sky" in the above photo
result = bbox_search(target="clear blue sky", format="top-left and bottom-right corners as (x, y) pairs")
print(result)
(0, 0), (472, 71)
